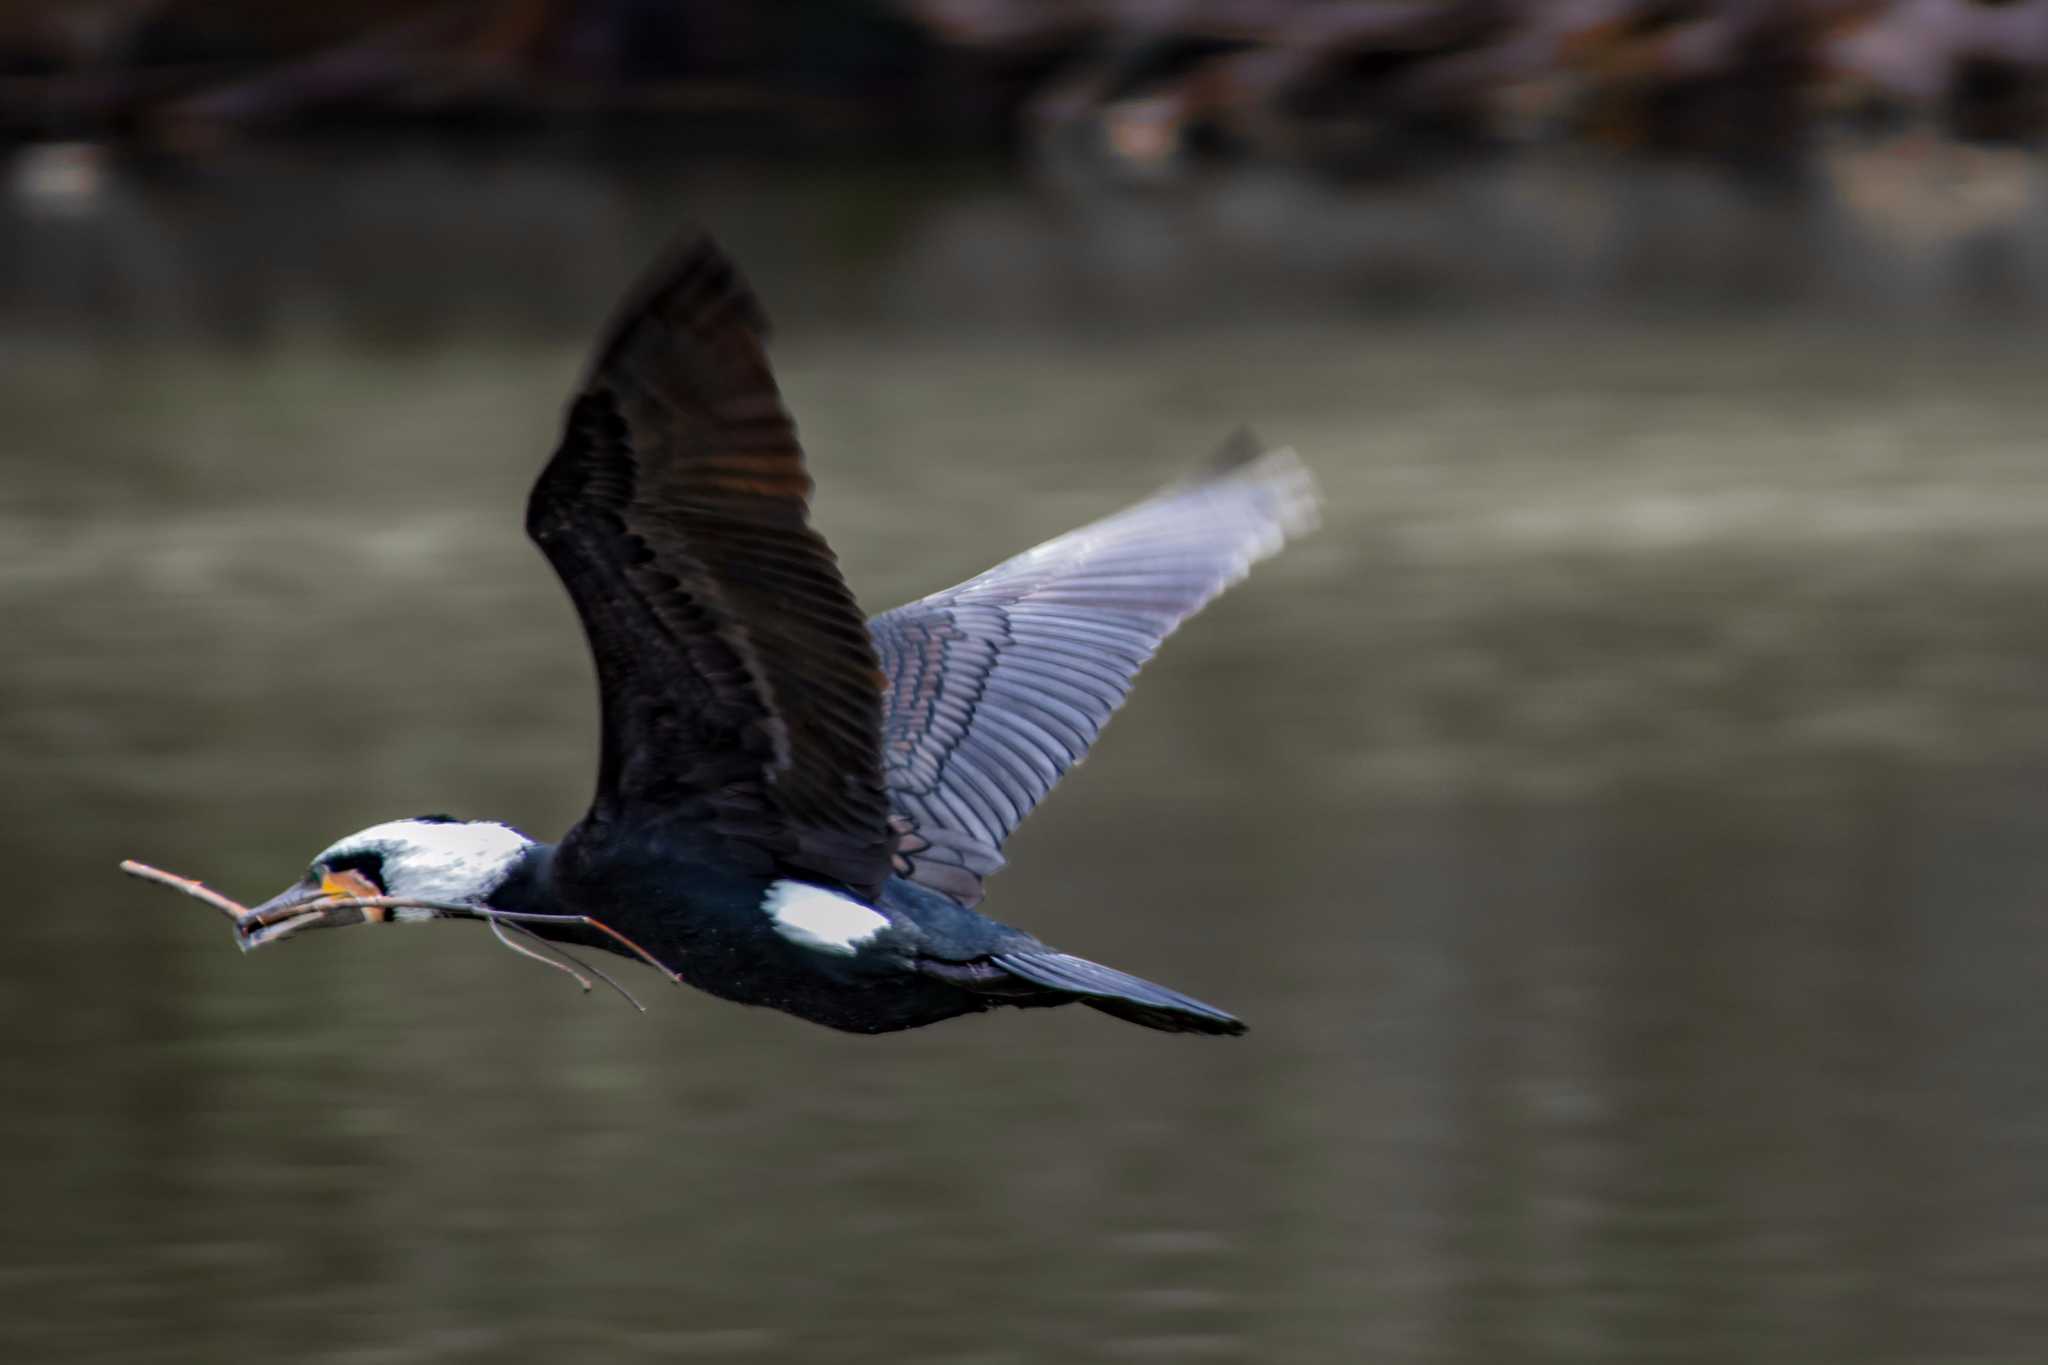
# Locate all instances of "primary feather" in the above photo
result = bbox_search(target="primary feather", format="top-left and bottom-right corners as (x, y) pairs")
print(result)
(527, 236), (894, 899)
(871, 430), (1319, 906)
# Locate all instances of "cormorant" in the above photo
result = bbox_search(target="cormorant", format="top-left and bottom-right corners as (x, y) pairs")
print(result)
(224, 235), (1316, 1036)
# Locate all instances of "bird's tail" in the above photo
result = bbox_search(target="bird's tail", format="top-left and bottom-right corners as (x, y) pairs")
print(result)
(991, 951), (1247, 1036)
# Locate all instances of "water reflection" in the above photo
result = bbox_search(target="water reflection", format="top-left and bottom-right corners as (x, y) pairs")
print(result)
(5, 149), (2048, 1364)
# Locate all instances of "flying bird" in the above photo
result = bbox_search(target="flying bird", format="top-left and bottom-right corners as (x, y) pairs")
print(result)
(205, 235), (1316, 1036)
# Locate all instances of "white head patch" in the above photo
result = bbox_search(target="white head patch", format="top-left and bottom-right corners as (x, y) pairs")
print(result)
(763, 880), (889, 956)
(317, 818), (533, 913)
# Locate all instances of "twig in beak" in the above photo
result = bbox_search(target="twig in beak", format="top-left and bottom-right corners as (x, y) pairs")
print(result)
(244, 909), (329, 950)
(297, 898), (683, 984)
(118, 859), (253, 924)
(491, 917), (647, 1013)
(119, 859), (683, 989)
(490, 914), (593, 991)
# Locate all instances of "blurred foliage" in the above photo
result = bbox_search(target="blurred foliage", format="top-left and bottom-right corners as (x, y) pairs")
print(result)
(0, 0), (2044, 166)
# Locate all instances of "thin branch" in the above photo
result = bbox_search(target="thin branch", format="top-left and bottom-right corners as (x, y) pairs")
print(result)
(118, 859), (251, 923)
(244, 908), (328, 950)
(496, 917), (648, 1012)
(313, 899), (684, 984)
(119, 859), (683, 985)
(490, 913), (593, 991)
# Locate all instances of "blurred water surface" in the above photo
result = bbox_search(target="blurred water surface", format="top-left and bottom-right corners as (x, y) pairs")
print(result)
(4, 145), (2048, 1364)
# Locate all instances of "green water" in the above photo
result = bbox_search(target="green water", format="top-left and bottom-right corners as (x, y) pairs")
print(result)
(4, 146), (2047, 1363)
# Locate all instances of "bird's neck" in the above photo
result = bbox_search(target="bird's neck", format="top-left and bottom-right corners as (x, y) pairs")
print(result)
(487, 841), (561, 918)
(481, 840), (652, 965)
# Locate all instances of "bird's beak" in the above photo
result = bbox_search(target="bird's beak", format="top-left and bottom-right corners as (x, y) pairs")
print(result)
(238, 868), (382, 950)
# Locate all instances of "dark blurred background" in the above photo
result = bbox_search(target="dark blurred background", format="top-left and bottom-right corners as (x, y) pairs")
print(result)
(5, 3), (2048, 1363)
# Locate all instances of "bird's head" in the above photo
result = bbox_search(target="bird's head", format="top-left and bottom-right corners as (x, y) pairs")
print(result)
(244, 815), (537, 942)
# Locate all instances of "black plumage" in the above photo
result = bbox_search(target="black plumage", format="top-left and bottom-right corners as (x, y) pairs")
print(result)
(230, 232), (1316, 1037)
(528, 237), (895, 900)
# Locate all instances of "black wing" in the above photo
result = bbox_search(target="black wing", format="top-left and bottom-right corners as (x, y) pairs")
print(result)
(870, 431), (1318, 907)
(528, 236), (893, 898)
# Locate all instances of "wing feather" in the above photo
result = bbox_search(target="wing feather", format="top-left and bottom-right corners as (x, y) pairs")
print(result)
(530, 235), (893, 899)
(869, 431), (1318, 906)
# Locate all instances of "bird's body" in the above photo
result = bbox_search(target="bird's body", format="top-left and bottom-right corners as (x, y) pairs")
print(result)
(220, 234), (1316, 1037)
(486, 843), (978, 1035)
(482, 835), (1239, 1034)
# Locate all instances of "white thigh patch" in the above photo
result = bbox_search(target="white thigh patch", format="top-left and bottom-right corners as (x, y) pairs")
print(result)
(763, 881), (889, 956)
